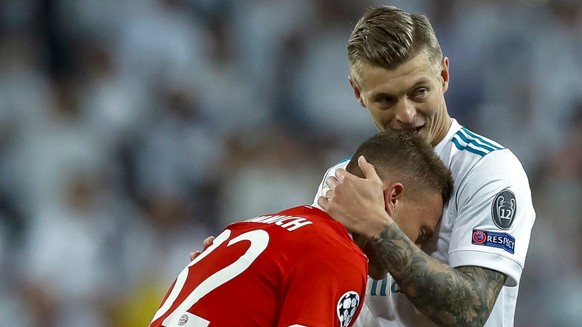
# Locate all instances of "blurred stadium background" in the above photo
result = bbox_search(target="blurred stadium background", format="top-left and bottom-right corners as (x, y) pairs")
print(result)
(0, 0), (580, 326)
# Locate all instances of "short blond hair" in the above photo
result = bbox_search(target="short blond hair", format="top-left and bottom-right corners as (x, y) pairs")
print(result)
(347, 6), (443, 86)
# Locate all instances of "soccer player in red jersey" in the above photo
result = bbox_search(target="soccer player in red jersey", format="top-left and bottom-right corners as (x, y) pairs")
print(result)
(149, 130), (453, 327)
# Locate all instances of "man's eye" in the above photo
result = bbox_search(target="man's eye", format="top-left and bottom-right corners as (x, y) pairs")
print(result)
(376, 97), (393, 106)
(414, 87), (428, 97)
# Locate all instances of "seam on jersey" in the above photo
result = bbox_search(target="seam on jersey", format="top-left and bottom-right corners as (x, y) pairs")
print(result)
(448, 248), (524, 269)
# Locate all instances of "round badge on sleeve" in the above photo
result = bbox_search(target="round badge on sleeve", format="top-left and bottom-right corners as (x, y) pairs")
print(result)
(491, 189), (516, 230)
(337, 291), (360, 327)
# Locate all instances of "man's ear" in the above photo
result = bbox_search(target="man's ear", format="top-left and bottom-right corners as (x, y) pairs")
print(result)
(440, 57), (450, 93)
(384, 183), (404, 215)
(349, 76), (366, 108)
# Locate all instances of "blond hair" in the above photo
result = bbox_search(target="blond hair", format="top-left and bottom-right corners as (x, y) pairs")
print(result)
(347, 6), (443, 86)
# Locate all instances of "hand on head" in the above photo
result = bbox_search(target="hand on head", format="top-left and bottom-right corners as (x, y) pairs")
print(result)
(318, 156), (392, 239)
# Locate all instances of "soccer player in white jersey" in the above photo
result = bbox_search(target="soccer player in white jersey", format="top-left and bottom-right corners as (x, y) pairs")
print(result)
(316, 6), (536, 327)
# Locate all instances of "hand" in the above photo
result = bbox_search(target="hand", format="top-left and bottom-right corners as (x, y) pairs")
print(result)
(189, 236), (215, 261)
(317, 156), (391, 239)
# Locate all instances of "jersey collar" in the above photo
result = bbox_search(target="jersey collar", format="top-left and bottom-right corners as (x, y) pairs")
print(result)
(433, 118), (462, 155)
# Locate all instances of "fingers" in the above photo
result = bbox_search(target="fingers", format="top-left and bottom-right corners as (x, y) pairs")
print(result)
(325, 175), (340, 190)
(325, 158), (377, 191)
(317, 184), (333, 210)
(358, 156), (380, 181)
(190, 251), (201, 261)
(203, 236), (215, 249)
(190, 236), (216, 262)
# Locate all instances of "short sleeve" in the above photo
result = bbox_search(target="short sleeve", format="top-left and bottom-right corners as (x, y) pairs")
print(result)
(448, 149), (536, 286)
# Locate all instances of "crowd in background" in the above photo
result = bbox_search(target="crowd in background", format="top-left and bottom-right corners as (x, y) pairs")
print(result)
(0, 0), (581, 326)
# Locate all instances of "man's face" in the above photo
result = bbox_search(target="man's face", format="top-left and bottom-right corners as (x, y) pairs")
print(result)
(351, 53), (451, 147)
(392, 192), (444, 246)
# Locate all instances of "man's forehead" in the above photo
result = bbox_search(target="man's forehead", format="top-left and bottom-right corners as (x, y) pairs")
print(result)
(360, 61), (437, 93)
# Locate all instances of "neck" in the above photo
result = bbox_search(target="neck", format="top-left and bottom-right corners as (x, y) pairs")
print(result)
(432, 115), (452, 147)
(352, 233), (368, 249)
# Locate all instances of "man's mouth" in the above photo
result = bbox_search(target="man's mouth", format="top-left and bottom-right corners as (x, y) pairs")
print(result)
(391, 124), (424, 134)
(412, 125), (423, 134)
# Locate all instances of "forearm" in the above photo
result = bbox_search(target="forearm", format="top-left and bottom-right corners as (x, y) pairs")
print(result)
(370, 221), (506, 327)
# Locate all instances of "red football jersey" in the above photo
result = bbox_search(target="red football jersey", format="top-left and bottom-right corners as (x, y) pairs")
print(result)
(149, 205), (368, 327)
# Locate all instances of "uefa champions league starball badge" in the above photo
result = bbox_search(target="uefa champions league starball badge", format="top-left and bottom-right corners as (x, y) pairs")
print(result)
(337, 291), (360, 327)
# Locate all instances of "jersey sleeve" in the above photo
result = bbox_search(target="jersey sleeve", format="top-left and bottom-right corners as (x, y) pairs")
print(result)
(312, 159), (351, 207)
(448, 149), (536, 286)
(278, 249), (367, 327)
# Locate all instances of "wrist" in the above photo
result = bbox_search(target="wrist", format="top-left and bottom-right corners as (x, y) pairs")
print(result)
(365, 210), (392, 239)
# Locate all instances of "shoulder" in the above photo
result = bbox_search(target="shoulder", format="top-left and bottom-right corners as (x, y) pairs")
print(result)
(445, 127), (532, 204)
(448, 127), (528, 181)
(274, 206), (364, 254)
(450, 126), (505, 158)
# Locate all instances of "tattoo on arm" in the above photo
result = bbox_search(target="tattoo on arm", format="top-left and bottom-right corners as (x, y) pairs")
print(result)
(370, 222), (507, 327)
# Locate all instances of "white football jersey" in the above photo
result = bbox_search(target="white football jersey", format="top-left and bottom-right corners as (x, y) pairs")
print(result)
(313, 119), (536, 326)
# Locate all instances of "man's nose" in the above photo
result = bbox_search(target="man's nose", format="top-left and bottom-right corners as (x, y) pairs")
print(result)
(394, 99), (416, 125)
